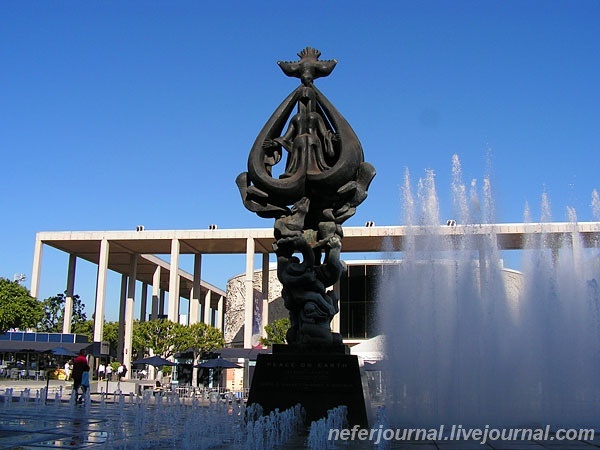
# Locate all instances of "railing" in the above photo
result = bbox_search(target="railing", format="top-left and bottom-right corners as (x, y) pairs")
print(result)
(0, 367), (48, 380)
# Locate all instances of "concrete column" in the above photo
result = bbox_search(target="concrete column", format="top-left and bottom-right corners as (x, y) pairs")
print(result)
(63, 254), (77, 334)
(117, 274), (127, 361)
(93, 238), (109, 342)
(30, 235), (43, 298)
(189, 287), (198, 325)
(478, 247), (486, 296)
(331, 280), (341, 333)
(261, 253), (269, 338)
(151, 266), (161, 320)
(572, 229), (582, 275)
(140, 283), (148, 322)
(244, 237), (255, 348)
(216, 295), (224, 331)
(123, 254), (138, 373)
(168, 238), (180, 322)
(159, 290), (166, 318)
(204, 290), (212, 326)
(190, 254), (202, 325)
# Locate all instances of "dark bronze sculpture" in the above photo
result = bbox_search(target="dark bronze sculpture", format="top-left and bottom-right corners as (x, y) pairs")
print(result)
(237, 47), (375, 346)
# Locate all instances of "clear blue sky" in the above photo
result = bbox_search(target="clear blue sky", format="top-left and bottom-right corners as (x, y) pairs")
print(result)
(2, 1), (599, 322)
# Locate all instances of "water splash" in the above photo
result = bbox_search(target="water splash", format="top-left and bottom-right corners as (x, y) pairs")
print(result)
(379, 156), (600, 428)
(307, 405), (347, 450)
(592, 189), (600, 220)
(0, 390), (308, 449)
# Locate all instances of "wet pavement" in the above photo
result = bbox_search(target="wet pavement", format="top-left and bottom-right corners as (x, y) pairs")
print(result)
(1, 380), (600, 449)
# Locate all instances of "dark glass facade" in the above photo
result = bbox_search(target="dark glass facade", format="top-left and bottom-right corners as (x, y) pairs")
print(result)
(339, 263), (385, 340)
(0, 332), (88, 343)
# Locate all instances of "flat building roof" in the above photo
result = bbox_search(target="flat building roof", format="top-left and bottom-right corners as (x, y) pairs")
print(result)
(34, 222), (600, 297)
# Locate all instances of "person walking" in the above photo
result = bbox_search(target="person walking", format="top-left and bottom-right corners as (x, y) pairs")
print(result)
(98, 362), (105, 381)
(117, 363), (128, 381)
(64, 360), (72, 381)
(106, 364), (113, 381)
(72, 349), (90, 404)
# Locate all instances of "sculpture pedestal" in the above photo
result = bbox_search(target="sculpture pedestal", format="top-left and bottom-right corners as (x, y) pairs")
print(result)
(247, 345), (369, 427)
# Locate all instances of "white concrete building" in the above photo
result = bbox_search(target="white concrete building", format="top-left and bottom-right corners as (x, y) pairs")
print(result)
(30, 222), (600, 369)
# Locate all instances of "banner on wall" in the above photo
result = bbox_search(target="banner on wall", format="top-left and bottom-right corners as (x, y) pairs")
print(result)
(252, 289), (264, 349)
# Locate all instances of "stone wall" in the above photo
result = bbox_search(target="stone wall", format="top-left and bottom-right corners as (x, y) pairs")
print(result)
(224, 268), (284, 345)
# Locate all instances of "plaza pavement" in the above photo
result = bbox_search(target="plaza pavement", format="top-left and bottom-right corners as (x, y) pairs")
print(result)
(1, 379), (599, 449)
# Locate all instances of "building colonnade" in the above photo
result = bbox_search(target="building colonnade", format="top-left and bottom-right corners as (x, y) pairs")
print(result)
(28, 233), (243, 372)
(27, 222), (600, 370)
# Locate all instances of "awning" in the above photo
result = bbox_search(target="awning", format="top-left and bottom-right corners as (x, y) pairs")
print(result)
(216, 347), (272, 360)
(0, 341), (90, 354)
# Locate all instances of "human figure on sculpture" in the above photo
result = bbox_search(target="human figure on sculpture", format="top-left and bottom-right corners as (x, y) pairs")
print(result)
(270, 87), (336, 179)
(71, 350), (90, 404)
(314, 230), (346, 288)
(302, 231), (344, 345)
(275, 232), (341, 345)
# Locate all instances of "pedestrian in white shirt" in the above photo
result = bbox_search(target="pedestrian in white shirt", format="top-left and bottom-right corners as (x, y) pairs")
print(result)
(98, 363), (106, 381)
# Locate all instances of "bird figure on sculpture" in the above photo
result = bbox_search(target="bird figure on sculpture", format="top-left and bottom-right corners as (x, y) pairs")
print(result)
(278, 47), (337, 86)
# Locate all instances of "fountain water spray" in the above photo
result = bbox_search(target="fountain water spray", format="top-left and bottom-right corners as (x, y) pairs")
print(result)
(0, 387), (308, 448)
(307, 405), (348, 450)
(379, 155), (600, 428)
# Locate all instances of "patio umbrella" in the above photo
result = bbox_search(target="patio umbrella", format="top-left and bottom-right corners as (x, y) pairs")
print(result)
(195, 357), (242, 389)
(132, 356), (176, 383)
(51, 347), (78, 357)
(132, 355), (176, 367)
(194, 357), (242, 369)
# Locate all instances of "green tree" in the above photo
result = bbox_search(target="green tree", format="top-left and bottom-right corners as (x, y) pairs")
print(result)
(260, 317), (290, 346)
(74, 319), (94, 342)
(102, 321), (120, 354)
(0, 277), (43, 333)
(38, 292), (87, 333)
(133, 319), (189, 358)
(180, 322), (224, 362)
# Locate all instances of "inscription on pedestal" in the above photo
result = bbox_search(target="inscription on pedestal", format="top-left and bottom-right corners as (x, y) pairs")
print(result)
(247, 352), (368, 427)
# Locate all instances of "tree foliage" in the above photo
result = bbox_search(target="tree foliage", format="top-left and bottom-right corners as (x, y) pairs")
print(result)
(133, 319), (191, 358)
(99, 320), (224, 364)
(38, 292), (87, 333)
(0, 278), (43, 333)
(260, 317), (290, 346)
(179, 322), (224, 362)
(102, 321), (119, 353)
(74, 319), (94, 343)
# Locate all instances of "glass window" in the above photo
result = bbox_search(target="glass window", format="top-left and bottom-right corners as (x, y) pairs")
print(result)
(36, 333), (49, 342)
(10, 332), (23, 341)
(74, 334), (89, 343)
(338, 263), (399, 339)
(61, 334), (75, 343)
